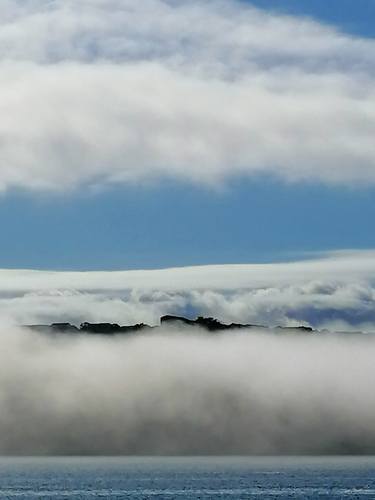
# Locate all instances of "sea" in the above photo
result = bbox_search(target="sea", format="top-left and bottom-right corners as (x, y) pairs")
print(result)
(0, 456), (374, 499)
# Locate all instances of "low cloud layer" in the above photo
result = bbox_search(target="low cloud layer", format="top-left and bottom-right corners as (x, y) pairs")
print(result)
(0, 0), (375, 191)
(1, 251), (375, 332)
(1, 325), (375, 455)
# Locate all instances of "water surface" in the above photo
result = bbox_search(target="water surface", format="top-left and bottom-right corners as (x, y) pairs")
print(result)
(0, 456), (374, 498)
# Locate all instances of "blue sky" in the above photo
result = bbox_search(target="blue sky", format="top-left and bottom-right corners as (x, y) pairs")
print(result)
(2, 180), (375, 270)
(246, 0), (375, 37)
(0, 0), (374, 271)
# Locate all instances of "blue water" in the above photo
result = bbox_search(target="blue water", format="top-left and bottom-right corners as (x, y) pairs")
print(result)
(0, 457), (375, 498)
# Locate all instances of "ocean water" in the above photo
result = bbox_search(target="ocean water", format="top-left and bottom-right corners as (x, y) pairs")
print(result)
(0, 456), (374, 499)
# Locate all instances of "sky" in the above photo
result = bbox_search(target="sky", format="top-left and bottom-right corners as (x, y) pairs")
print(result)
(246, 0), (375, 38)
(0, 0), (374, 270)
(0, 0), (375, 328)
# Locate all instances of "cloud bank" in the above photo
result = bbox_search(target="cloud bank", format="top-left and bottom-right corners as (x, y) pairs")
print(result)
(2, 251), (375, 455)
(0, 0), (375, 192)
(1, 326), (375, 455)
(2, 251), (375, 332)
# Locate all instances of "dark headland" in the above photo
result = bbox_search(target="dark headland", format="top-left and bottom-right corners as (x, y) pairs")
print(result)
(24, 315), (323, 335)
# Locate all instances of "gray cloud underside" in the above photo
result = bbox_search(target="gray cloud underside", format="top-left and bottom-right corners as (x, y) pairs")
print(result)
(1, 326), (375, 455)
(0, 0), (375, 191)
(2, 251), (375, 331)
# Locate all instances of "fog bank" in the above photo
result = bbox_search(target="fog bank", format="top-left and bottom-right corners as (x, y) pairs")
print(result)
(1, 326), (375, 455)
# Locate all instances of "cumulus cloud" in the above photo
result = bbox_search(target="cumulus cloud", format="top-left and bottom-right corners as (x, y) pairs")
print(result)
(2, 251), (375, 331)
(2, 325), (375, 455)
(0, 0), (375, 191)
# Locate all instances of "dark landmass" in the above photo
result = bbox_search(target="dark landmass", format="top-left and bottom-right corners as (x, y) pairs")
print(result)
(24, 315), (319, 335)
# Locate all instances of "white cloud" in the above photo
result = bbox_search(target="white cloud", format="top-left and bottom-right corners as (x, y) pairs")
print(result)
(0, 0), (374, 191)
(2, 251), (375, 331)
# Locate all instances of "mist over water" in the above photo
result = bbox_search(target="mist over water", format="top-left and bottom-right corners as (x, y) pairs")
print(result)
(1, 325), (375, 455)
